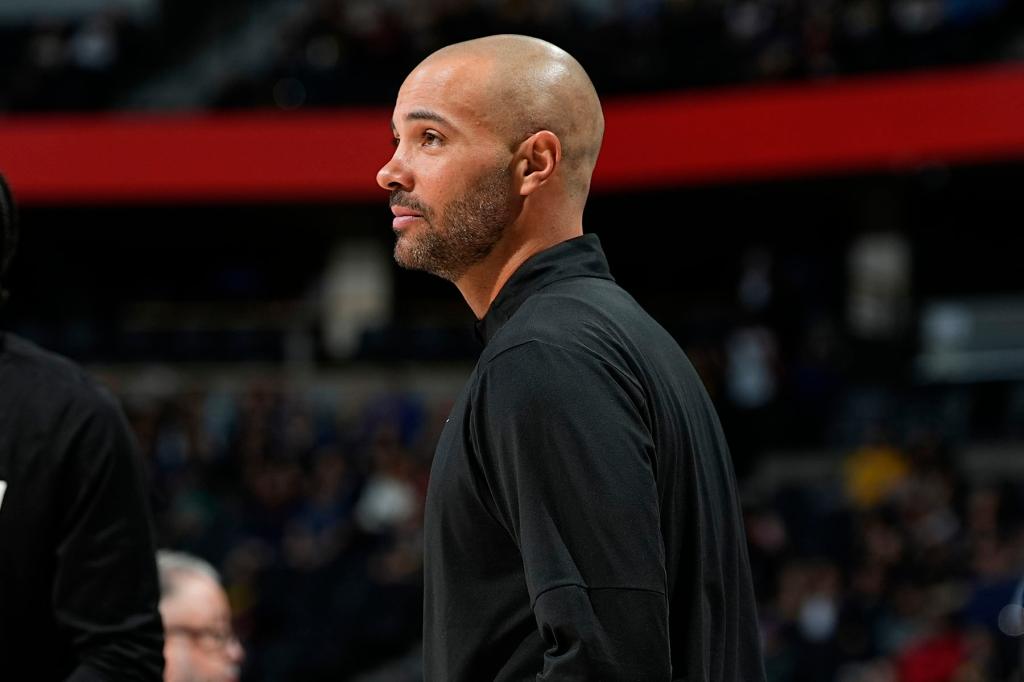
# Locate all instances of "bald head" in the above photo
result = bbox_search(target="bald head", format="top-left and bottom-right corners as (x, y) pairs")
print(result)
(410, 35), (604, 200)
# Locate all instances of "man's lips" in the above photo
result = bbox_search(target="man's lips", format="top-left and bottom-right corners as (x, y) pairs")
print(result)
(391, 205), (424, 230)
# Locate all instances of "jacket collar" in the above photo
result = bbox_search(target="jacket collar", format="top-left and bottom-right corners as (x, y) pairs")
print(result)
(474, 233), (614, 345)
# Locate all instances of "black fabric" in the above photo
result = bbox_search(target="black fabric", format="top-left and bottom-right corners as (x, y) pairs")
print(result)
(0, 332), (164, 681)
(424, 234), (766, 681)
(0, 172), (18, 304)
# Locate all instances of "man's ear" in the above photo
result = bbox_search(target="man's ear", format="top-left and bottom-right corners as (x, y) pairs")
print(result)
(516, 131), (560, 197)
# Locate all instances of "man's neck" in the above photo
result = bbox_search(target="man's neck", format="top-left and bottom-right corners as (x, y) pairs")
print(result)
(455, 222), (583, 320)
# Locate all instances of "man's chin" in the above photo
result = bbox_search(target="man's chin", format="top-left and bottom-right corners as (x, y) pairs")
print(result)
(394, 236), (433, 272)
(393, 239), (419, 271)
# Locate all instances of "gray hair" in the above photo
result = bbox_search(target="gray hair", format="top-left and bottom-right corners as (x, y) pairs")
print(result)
(157, 550), (221, 599)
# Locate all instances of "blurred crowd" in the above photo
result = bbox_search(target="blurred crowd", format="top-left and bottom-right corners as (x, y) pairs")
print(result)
(4, 0), (1023, 679)
(104, 372), (1024, 681)
(1, 0), (1022, 112)
(750, 434), (1024, 681)
(116, 375), (441, 680)
(229, 0), (1019, 108)
(0, 10), (139, 110)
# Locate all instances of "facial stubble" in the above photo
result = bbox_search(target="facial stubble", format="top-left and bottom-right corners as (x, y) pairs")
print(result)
(391, 164), (517, 282)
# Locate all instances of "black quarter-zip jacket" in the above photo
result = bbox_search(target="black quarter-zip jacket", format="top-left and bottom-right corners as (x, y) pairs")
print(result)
(423, 234), (766, 681)
(0, 332), (164, 681)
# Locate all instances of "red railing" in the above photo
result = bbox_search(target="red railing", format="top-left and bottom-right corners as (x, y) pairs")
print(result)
(2, 63), (1023, 204)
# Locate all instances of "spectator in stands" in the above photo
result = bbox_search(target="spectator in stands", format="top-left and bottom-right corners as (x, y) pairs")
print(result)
(158, 550), (245, 682)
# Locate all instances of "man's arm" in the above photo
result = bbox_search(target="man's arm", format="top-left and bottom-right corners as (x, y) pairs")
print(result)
(473, 341), (671, 681)
(54, 386), (164, 681)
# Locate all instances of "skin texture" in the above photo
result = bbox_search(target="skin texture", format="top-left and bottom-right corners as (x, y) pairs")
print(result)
(160, 573), (243, 682)
(376, 34), (605, 318)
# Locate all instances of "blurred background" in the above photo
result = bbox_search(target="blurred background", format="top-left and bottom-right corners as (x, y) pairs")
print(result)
(2, 0), (1024, 680)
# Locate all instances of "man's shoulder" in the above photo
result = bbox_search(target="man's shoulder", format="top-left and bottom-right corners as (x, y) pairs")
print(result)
(492, 276), (628, 338)
(481, 276), (662, 363)
(0, 332), (119, 419)
(474, 334), (633, 398)
(1, 332), (98, 393)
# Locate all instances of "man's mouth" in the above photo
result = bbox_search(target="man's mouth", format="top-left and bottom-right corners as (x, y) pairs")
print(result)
(391, 205), (424, 230)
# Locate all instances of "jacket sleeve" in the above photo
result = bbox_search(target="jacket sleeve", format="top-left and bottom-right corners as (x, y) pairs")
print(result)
(472, 341), (671, 681)
(54, 387), (165, 681)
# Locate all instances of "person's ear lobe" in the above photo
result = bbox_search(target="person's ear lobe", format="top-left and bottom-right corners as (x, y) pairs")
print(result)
(517, 131), (560, 197)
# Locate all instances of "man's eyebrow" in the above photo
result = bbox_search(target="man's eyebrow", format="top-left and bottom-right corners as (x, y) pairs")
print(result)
(390, 109), (454, 135)
(405, 109), (452, 126)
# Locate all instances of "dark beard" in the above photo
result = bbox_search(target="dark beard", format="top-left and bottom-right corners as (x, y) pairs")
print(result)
(390, 164), (516, 282)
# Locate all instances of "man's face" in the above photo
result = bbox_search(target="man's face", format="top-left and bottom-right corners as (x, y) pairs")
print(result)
(160, 574), (244, 682)
(376, 57), (521, 282)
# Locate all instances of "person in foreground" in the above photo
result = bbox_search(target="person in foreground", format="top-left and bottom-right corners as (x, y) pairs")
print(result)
(377, 34), (767, 681)
(157, 551), (244, 682)
(0, 172), (165, 680)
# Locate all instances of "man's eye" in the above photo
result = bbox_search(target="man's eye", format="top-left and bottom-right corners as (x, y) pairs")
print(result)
(391, 137), (400, 148)
(423, 131), (442, 146)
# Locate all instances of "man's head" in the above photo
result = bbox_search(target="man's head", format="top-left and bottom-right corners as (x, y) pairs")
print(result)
(157, 551), (244, 682)
(0, 172), (18, 307)
(376, 34), (604, 283)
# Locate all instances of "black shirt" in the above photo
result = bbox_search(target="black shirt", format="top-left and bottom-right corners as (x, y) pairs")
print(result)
(423, 235), (765, 681)
(0, 333), (164, 681)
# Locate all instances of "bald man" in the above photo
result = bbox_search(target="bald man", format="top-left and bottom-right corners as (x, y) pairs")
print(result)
(377, 35), (766, 681)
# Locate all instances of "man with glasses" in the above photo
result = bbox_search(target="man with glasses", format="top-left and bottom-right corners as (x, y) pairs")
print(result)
(157, 551), (244, 682)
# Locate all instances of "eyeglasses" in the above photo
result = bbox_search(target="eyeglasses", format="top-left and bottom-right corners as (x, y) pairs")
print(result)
(165, 625), (240, 652)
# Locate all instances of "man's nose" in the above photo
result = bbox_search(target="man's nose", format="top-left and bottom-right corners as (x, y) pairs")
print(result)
(377, 152), (412, 192)
(227, 637), (244, 664)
